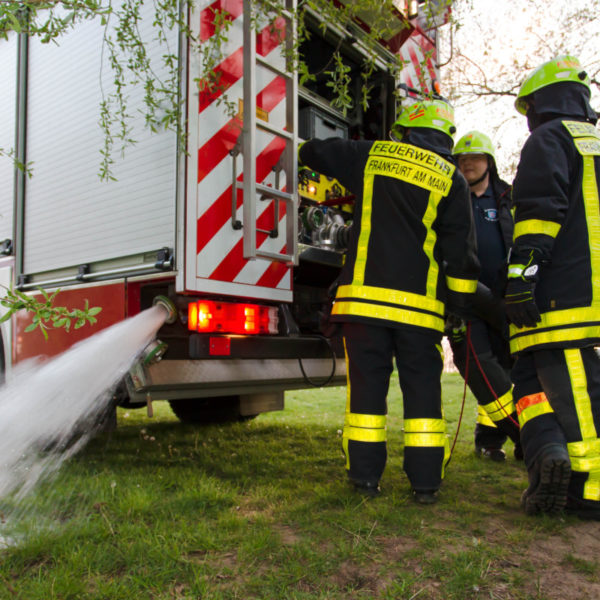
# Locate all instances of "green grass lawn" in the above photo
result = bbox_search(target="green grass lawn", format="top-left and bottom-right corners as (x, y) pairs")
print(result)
(0, 374), (598, 599)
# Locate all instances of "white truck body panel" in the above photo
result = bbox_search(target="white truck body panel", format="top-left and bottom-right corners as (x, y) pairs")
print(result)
(0, 33), (17, 243)
(23, 6), (178, 276)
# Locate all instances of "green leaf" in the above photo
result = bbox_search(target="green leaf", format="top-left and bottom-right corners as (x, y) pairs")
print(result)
(87, 307), (102, 316)
(6, 12), (22, 34)
(48, 289), (61, 303)
(0, 311), (14, 323)
(24, 323), (38, 333)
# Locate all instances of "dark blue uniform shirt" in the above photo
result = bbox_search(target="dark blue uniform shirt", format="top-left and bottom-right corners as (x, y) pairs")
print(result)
(472, 184), (507, 289)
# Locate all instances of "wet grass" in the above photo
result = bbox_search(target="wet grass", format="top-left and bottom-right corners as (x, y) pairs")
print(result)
(0, 374), (596, 599)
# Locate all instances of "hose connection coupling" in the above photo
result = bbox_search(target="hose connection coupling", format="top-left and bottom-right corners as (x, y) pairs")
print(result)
(153, 295), (177, 324)
(142, 340), (168, 366)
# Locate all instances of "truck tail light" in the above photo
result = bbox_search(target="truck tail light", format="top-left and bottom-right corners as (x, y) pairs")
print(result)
(187, 300), (279, 334)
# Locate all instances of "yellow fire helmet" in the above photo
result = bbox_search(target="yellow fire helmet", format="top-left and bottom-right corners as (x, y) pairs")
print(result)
(453, 131), (495, 162)
(515, 55), (590, 115)
(391, 99), (457, 140)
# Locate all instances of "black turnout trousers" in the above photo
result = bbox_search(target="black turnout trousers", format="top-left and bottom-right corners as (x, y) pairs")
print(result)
(450, 317), (519, 449)
(342, 322), (448, 492)
(512, 347), (600, 508)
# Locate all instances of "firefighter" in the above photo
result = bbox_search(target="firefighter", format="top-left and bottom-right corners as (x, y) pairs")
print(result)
(506, 55), (600, 518)
(299, 99), (479, 503)
(450, 131), (522, 461)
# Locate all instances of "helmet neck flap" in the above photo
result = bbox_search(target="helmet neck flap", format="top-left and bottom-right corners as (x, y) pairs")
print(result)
(524, 81), (597, 131)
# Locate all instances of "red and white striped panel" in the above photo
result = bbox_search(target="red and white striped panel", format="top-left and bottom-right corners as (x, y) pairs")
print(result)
(398, 29), (438, 94)
(185, 0), (293, 302)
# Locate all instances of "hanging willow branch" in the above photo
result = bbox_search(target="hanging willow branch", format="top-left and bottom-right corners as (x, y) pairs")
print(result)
(0, 0), (451, 179)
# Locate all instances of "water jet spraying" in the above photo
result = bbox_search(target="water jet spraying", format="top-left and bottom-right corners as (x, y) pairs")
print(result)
(0, 303), (170, 505)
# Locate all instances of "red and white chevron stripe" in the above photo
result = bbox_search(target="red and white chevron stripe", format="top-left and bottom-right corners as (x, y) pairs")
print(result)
(185, 0), (292, 302)
(398, 30), (437, 93)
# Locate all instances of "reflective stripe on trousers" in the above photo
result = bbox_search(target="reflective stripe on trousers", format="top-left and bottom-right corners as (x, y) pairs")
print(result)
(513, 348), (600, 502)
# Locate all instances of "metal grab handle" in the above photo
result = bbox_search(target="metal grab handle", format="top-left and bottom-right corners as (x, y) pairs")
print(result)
(230, 143), (242, 230)
(256, 164), (282, 239)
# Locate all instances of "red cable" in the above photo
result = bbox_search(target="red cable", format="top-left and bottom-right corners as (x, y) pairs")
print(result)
(445, 322), (470, 467)
(466, 327), (520, 428)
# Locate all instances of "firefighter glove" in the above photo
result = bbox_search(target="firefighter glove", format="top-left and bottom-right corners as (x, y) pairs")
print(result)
(445, 314), (466, 344)
(504, 248), (542, 328)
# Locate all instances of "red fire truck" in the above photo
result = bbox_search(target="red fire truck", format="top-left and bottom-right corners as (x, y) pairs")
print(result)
(0, 0), (449, 422)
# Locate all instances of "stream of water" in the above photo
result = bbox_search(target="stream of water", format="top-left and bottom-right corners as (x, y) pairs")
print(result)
(0, 305), (166, 510)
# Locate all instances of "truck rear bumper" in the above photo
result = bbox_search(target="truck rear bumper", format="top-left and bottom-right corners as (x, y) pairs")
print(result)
(127, 357), (346, 401)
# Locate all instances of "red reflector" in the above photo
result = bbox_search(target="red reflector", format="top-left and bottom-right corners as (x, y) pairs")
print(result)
(209, 336), (231, 356)
(187, 300), (278, 334)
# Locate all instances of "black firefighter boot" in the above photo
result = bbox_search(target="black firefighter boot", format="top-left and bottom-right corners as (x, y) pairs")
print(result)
(521, 443), (571, 515)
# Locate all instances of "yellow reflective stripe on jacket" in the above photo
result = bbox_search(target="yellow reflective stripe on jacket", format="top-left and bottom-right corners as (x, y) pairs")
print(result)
(575, 138), (600, 155)
(446, 275), (478, 293)
(509, 305), (600, 352)
(510, 322), (600, 353)
(336, 284), (444, 316)
(477, 405), (497, 428)
(481, 389), (515, 422)
(565, 119), (600, 306)
(513, 219), (561, 240)
(581, 154), (600, 301)
(332, 301), (444, 331)
(563, 120), (600, 139)
(422, 192), (443, 298)
(367, 141), (455, 179)
(564, 347), (600, 500)
(352, 174), (374, 286)
(564, 120), (600, 306)
(364, 155), (453, 195)
(516, 392), (553, 428)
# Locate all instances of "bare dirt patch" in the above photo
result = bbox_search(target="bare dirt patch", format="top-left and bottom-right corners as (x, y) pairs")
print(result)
(520, 521), (600, 599)
(369, 513), (600, 599)
(274, 523), (301, 545)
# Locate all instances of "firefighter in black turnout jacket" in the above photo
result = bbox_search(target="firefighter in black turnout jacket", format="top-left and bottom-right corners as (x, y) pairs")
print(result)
(299, 100), (479, 503)
(450, 131), (522, 461)
(506, 56), (600, 518)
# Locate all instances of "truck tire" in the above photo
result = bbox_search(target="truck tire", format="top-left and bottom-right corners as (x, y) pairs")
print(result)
(168, 396), (255, 424)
